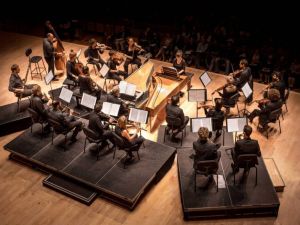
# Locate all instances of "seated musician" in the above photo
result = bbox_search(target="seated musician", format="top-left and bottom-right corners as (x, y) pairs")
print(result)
(30, 85), (50, 132)
(231, 59), (253, 102)
(212, 76), (238, 115)
(78, 66), (102, 100)
(173, 50), (192, 91)
(204, 98), (225, 140)
(66, 50), (79, 84)
(86, 38), (106, 71)
(263, 71), (286, 101)
(231, 125), (261, 172)
(88, 103), (115, 148)
(123, 37), (143, 74)
(115, 115), (145, 161)
(248, 88), (283, 129)
(192, 127), (220, 184)
(166, 95), (189, 142)
(107, 86), (129, 116)
(107, 50), (128, 83)
(9, 64), (36, 97)
(48, 100), (83, 142)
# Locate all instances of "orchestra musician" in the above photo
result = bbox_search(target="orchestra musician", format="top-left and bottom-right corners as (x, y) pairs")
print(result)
(107, 50), (128, 83)
(212, 76), (238, 115)
(43, 33), (60, 81)
(78, 66), (103, 100)
(107, 86), (129, 116)
(123, 37), (143, 74)
(173, 50), (192, 91)
(201, 98), (225, 140)
(262, 71), (286, 101)
(192, 127), (221, 186)
(8, 64), (36, 97)
(230, 59), (253, 102)
(166, 95), (189, 142)
(231, 125), (261, 173)
(86, 38), (106, 72)
(48, 100), (83, 142)
(247, 88), (283, 130)
(66, 50), (79, 84)
(88, 103), (116, 149)
(115, 115), (145, 162)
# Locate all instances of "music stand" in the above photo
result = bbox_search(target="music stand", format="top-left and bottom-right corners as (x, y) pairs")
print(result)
(199, 71), (212, 102)
(128, 108), (149, 137)
(240, 82), (253, 116)
(188, 89), (207, 117)
(59, 87), (73, 108)
(80, 93), (97, 110)
(190, 117), (213, 133)
(44, 70), (55, 99)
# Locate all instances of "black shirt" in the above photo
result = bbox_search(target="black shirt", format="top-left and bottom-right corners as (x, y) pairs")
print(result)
(166, 103), (185, 125)
(78, 75), (95, 94)
(88, 111), (109, 137)
(43, 38), (54, 59)
(234, 137), (261, 157)
(66, 60), (79, 81)
(270, 81), (286, 100)
(9, 73), (24, 92)
(86, 47), (100, 60)
(173, 58), (186, 73)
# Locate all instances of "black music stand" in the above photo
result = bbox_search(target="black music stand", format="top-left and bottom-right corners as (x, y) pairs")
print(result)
(239, 82), (253, 116)
(44, 70), (55, 100)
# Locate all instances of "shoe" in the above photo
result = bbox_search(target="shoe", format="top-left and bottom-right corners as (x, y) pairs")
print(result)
(231, 163), (239, 173)
(70, 137), (77, 143)
(171, 136), (180, 143)
(179, 91), (185, 97)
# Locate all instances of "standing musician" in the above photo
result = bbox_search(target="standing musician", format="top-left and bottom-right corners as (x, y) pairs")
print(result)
(78, 66), (103, 100)
(66, 50), (80, 84)
(86, 38), (106, 72)
(107, 50), (128, 83)
(262, 71), (286, 101)
(123, 37), (143, 74)
(43, 33), (60, 81)
(8, 64), (36, 97)
(212, 76), (238, 115)
(230, 59), (253, 102)
(248, 89), (283, 129)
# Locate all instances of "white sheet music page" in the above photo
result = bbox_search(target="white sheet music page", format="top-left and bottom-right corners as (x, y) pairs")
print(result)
(119, 81), (127, 94)
(110, 103), (120, 117)
(126, 83), (136, 96)
(59, 87), (73, 103)
(213, 175), (226, 188)
(227, 118), (239, 132)
(100, 64), (109, 77)
(129, 108), (139, 122)
(45, 70), (54, 85)
(241, 82), (252, 99)
(101, 102), (112, 115)
(81, 93), (97, 109)
(189, 89), (206, 102)
(238, 117), (247, 131)
(137, 110), (148, 124)
(200, 72), (211, 87)
(192, 118), (212, 132)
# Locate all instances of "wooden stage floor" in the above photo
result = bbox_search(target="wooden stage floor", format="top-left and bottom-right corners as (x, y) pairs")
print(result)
(1, 31), (300, 225)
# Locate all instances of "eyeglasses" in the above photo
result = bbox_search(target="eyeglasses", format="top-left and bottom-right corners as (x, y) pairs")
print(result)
(176, 54), (181, 57)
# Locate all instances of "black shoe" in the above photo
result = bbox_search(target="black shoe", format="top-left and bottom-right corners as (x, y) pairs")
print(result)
(231, 163), (239, 173)
(171, 136), (180, 143)
(70, 137), (77, 143)
(179, 91), (185, 97)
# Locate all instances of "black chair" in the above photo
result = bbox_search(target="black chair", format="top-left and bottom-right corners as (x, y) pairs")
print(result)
(258, 108), (282, 139)
(194, 151), (221, 192)
(233, 154), (258, 185)
(47, 118), (72, 150)
(112, 132), (141, 168)
(25, 48), (47, 80)
(164, 116), (187, 146)
(82, 127), (106, 160)
(15, 92), (30, 112)
(27, 108), (46, 138)
(63, 78), (77, 90)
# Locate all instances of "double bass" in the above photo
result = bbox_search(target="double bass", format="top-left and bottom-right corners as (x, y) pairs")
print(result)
(48, 23), (67, 75)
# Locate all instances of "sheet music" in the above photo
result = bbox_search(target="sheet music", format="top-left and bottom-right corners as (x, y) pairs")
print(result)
(100, 64), (109, 77)
(119, 81), (136, 96)
(80, 93), (97, 109)
(188, 89), (206, 102)
(200, 72), (212, 87)
(59, 87), (73, 103)
(227, 117), (247, 132)
(101, 102), (120, 116)
(44, 70), (54, 85)
(129, 108), (148, 124)
(241, 82), (252, 99)
(191, 118), (213, 132)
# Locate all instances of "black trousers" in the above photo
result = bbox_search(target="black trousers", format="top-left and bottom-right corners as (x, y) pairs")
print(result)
(44, 57), (55, 74)
(88, 58), (106, 71)
(124, 58), (142, 73)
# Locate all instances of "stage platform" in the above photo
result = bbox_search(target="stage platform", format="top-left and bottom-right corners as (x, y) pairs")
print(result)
(4, 122), (176, 209)
(0, 100), (31, 136)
